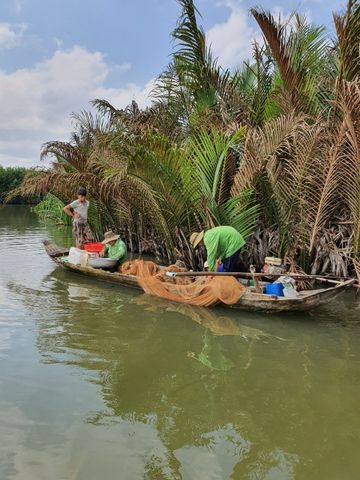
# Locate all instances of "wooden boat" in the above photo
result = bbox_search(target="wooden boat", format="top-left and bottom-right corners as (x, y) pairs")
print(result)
(43, 241), (355, 313)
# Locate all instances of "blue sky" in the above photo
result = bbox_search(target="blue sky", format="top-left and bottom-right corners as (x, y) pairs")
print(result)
(0, 0), (345, 166)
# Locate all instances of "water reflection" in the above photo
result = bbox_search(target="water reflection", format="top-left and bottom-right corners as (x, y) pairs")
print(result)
(7, 267), (359, 479)
(2, 205), (360, 479)
(136, 295), (271, 338)
(135, 296), (279, 372)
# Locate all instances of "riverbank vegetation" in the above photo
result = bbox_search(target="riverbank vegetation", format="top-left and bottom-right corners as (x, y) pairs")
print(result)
(13, 0), (360, 275)
(0, 166), (28, 203)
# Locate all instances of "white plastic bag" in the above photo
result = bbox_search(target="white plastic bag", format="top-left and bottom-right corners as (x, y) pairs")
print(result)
(68, 247), (88, 266)
(278, 276), (299, 298)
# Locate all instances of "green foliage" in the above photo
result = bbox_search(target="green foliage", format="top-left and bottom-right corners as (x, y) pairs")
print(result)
(33, 194), (71, 226)
(0, 166), (27, 203)
(181, 127), (259, 237)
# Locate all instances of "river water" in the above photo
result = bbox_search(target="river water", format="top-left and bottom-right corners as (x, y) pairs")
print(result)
(0, 205), (360, 480)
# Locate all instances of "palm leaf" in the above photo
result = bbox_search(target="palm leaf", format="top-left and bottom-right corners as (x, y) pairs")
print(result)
(334, 0), (360, 82)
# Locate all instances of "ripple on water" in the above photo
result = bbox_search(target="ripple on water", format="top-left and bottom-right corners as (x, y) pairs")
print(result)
(2, 206), (360, 480)
(0, 303), (27, 357)
(0, 231), (47, 250)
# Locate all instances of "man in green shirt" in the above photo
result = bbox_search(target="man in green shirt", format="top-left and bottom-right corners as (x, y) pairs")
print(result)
(99, 230), (127, 264)
(190, 226), (245, 272)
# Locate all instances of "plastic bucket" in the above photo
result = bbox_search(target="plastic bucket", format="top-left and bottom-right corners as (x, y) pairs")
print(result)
(83, 242), (103, 253)
(264, 282), (284, 297)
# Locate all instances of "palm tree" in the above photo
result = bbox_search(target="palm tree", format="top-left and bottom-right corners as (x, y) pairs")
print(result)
(12, 0), (360, 276)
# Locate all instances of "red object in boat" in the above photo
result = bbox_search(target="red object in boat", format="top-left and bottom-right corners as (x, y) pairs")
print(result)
(83, 242), (103, 253)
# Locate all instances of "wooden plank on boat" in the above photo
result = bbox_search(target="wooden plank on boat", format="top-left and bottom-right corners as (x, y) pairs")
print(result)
(171, 271), (351, 281)
(43, 240), (69, 258)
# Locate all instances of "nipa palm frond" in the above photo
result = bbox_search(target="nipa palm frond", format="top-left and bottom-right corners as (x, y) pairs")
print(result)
(185, 127), (244, 214)
(251, 8), (332, 114)
(336, 80), (360, 256)
(231, 113), (301, 197)
(334, 0), (360, 82)
(219, 193), (260, 240)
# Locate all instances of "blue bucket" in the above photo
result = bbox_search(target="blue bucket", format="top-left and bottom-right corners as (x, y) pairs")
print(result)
(264, 282), (284, 297)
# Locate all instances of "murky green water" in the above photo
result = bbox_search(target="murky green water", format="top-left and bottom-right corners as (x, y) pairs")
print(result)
(1, 205), (360, 479)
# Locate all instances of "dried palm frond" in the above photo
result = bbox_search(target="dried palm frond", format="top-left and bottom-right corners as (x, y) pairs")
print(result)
(334, 0), (360, 82)
(307, 122), (345, 253)
(251, 8), (332, 114)
(231, 113), (301, 195)
(336, 79), (360, 256)
(251, 8), (300, 100)
(273, 122), (326, 257)
(231, 110), (351, 271)
(41, 141), (89, 173)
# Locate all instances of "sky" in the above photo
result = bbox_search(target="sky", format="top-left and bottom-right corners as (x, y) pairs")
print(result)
(0, 0), (345, 167)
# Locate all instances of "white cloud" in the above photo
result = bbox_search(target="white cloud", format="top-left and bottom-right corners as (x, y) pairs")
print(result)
(0, 46), (154, 167)
(0, 23), (26, 49)
(206, 0), (257, 69)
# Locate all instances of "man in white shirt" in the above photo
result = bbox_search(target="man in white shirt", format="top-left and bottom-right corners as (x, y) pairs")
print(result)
(64, 187), (93, 247)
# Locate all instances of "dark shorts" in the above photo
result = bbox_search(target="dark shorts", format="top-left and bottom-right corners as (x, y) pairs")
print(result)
(222, 249), (241, 272)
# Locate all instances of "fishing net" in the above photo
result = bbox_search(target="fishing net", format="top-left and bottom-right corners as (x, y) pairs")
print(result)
(119, 259), (246, 307)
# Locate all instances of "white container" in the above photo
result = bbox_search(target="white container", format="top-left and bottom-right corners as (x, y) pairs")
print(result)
(88, 257), (118, 269)
(68, 247), (88, 266)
